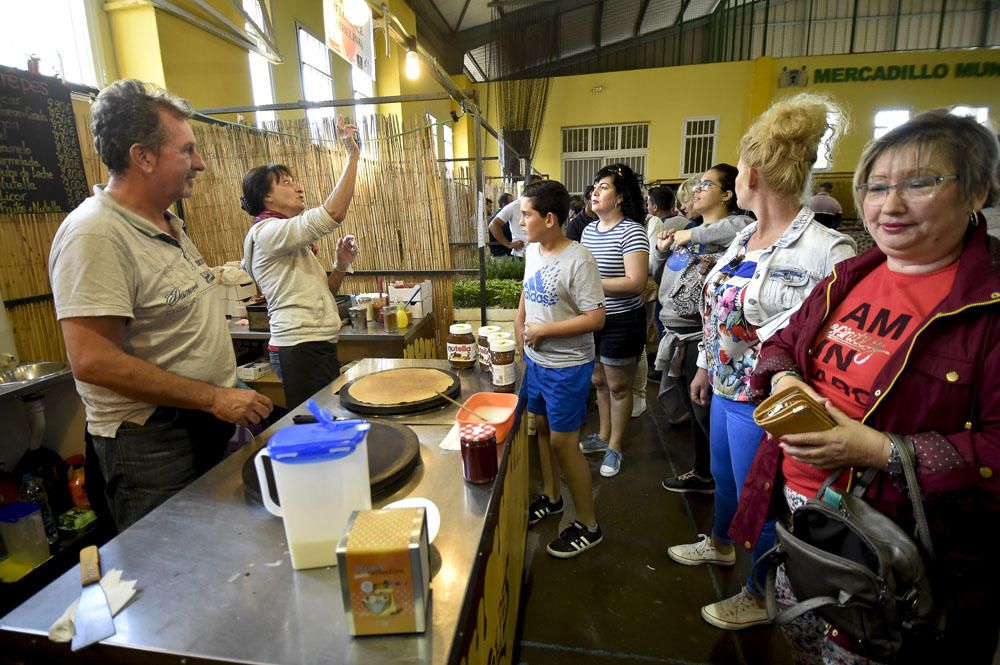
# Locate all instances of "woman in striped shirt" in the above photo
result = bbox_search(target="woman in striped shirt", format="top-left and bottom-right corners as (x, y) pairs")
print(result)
(579, 164), (650, 478)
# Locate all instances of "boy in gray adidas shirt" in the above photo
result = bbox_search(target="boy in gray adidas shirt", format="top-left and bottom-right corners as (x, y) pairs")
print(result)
(516, 180), (606, 558)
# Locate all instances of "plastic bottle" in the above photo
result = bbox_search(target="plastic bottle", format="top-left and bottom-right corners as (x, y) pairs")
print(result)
(20, 474), (58, 544)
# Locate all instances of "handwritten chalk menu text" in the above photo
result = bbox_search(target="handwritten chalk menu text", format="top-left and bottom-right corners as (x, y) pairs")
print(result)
(0, 66), (88, 214)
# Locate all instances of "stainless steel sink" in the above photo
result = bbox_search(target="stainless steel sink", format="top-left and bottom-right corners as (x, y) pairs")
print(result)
(0, 361), (69, 386)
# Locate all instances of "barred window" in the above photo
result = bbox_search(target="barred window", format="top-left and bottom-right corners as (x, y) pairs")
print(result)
(681, 117), (717, 177)
(561, 123), (649, 194)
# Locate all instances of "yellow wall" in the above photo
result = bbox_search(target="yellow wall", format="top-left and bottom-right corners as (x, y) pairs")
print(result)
(105, 3), (165, 85)
(771, 49), (1000, 173)
(530, 47), (1000, 187)
(156, 8), (252, 116)
(532, 60), (756, 182)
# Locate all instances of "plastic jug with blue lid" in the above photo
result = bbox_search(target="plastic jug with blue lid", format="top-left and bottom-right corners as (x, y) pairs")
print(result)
(267, 400), (370, 464)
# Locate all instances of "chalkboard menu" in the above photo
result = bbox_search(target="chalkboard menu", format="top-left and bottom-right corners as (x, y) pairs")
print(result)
(0, 65), (88, 214)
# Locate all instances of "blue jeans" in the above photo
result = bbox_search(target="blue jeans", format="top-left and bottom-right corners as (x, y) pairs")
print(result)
(268, 350), (282, 381)
(709, 395), (776, 595)
(92, 408), (233, 531)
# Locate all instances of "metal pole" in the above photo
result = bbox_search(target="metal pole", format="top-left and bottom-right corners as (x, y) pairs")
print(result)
(762, 0), (770, 57)
(849, 0), (860, 54)
(890, 0), (902, 52)
(472, 100), (489, 326)
(936, 0), (948, 49)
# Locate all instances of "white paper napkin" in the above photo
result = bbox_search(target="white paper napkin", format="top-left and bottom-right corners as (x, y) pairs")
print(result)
(439, 423), (461, 450)
(48, 569), (137, 643)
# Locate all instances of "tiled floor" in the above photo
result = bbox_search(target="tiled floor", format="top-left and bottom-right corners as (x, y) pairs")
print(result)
(515, 381), (793, 665)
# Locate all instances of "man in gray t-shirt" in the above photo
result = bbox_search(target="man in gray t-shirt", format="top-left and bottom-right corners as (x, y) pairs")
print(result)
(49, 80), (272, 531)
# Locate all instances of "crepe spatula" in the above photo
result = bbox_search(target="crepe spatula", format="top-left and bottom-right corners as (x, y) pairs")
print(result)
(71, 545), (116, 651)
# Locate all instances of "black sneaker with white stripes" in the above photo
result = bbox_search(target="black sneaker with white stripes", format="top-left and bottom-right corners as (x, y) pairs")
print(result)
(528, 494), (564, 526)
(545, 521), (603, 558)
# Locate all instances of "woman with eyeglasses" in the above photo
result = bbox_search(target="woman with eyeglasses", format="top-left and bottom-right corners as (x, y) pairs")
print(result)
(730, 110), (1000, 662)
(578, 163), (650, 478)
(666, 93), (856, 631)
(240, 118), (360, 410)
(654, 164), (751, 492)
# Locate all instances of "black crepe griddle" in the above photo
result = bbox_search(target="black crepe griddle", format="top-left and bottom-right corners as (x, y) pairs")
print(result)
(338, 367), (462, 415)
(243, 420), (421, 504)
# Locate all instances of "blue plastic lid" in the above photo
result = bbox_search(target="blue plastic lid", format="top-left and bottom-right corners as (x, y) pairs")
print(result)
(267, 400), (371, 464)
(0, 501), (42, 523)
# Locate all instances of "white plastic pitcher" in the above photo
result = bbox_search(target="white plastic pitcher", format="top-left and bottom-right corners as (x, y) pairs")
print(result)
(255, 402), (371, 570)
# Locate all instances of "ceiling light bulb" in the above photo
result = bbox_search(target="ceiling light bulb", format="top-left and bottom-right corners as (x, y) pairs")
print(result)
(405, 50), (420, 80)
(343, 0), (372, 27)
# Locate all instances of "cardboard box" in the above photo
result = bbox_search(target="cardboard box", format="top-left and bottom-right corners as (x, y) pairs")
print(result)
(237, 361), (272, 381)
(337, 508), (429, 636)
(388, 280), (432, 318)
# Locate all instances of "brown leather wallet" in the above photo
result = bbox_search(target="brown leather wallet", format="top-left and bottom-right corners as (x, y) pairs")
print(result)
(753, 386), (836, 437)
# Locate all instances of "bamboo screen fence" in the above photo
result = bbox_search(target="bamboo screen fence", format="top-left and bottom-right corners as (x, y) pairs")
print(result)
(0, 101), (482, 363)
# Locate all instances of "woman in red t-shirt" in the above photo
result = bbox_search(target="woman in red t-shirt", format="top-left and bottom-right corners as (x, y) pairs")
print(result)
(737, 110), (1000, 663)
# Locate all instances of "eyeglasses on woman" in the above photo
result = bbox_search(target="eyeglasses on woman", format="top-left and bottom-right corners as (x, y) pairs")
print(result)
(855, 175), (958, 204)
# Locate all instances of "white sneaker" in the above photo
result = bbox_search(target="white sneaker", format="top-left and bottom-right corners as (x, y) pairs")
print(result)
(667, 534), (736, 567)
(701, 588), (769, 630)
(630, 396), (647, 418)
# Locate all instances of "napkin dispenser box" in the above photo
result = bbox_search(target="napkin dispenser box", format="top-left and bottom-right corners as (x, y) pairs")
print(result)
(337, 507), (429, 636)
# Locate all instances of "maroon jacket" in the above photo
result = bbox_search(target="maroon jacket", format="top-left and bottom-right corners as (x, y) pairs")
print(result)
(730, 222), (1000, 573)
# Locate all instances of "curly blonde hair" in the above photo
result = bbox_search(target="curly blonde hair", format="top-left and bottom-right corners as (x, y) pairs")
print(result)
(739, 92), (846, 201)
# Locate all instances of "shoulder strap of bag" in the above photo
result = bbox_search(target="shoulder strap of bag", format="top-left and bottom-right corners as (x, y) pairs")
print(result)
(889, 432), (935, 560)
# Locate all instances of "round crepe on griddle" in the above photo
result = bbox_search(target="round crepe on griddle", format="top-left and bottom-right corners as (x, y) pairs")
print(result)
(346, 368), (455, 405)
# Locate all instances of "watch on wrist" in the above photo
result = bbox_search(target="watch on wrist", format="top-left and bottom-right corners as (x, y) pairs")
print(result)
(886, 438), (903, 477)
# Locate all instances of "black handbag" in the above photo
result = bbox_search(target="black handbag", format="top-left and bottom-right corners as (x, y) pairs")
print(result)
(759, 433), (938, 661)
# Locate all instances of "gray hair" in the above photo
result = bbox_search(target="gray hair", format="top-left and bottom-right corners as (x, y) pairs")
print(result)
(91, 79), (193, 174)
(853, 109), (1000, 219)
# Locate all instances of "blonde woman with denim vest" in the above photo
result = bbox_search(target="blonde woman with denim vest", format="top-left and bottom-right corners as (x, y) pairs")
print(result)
(667, 93), (857, 630)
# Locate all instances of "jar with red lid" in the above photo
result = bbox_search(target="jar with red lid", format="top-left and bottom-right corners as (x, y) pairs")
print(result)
(459, 424), (498, 484)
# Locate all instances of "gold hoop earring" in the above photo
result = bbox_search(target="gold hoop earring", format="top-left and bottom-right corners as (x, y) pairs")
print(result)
(970, 211), (979, 226)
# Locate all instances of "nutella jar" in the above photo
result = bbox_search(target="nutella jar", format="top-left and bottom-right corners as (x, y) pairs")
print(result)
(447, 324), (476, 369)
(459, 423), (498, 484)
(490, 339), (516, 393)
(477, 326), (501, 371)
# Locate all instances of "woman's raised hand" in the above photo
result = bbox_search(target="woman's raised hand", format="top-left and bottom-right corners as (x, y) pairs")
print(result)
(337, 116), (360, 158)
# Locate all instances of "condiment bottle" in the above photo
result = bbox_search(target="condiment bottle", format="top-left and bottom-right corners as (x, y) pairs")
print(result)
(459, 424), (498, 484)
(477, 326), (501, 372)
(383, 305), (399, 332)
(490, 339), (517, 393)
(447, 324), (476, 369)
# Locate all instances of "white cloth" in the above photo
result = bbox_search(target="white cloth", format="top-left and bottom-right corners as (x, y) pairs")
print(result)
(48, 569), (137, 643)
(439, 423), (461, 450)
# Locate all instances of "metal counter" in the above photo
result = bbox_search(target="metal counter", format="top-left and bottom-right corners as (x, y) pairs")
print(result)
(0, 359), (513, 665)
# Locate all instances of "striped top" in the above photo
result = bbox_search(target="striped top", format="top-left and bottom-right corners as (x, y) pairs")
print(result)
(580, 218), (648, 315)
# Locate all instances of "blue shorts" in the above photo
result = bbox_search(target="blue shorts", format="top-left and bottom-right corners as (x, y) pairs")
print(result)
(525, 357), (595, 433)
